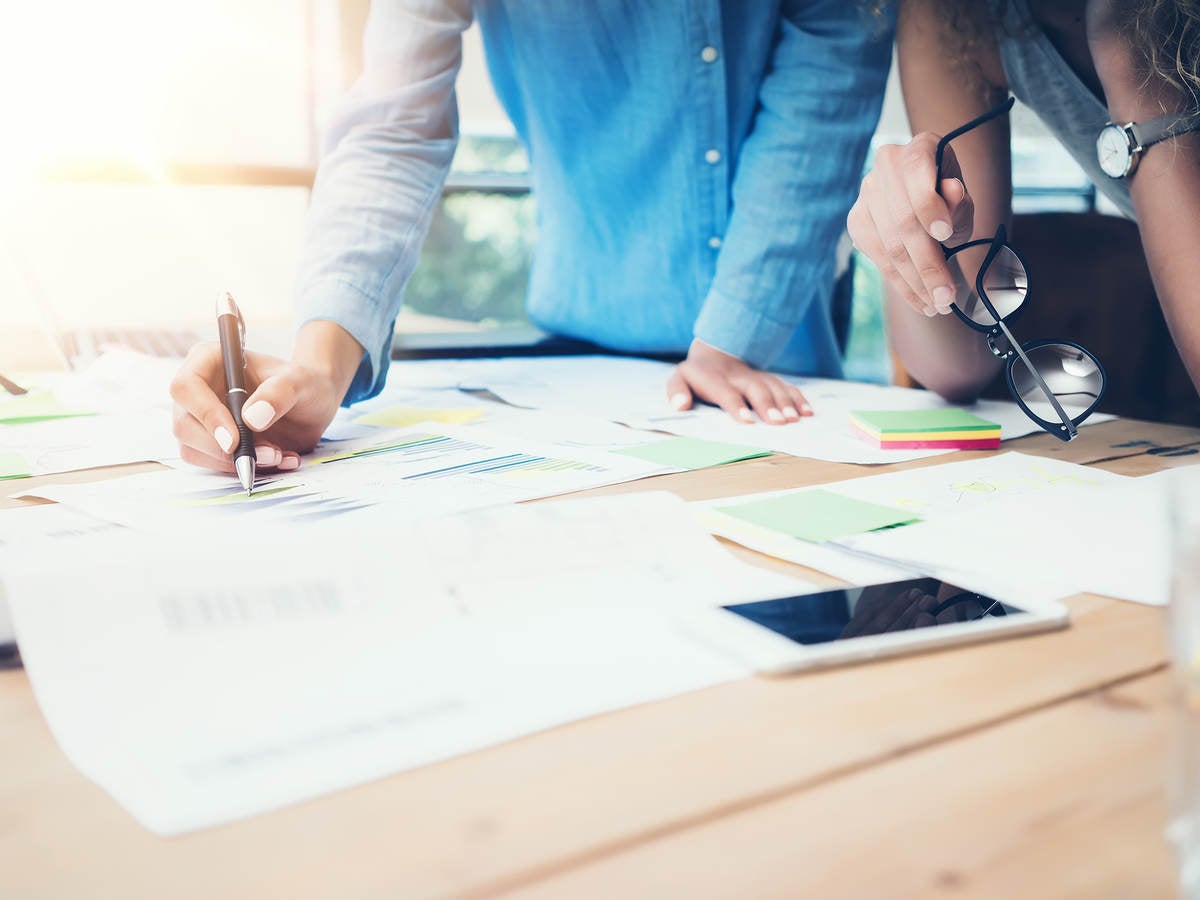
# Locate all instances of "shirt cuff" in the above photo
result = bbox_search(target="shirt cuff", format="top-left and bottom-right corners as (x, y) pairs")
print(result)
(295, 279), (396, 407)
(692, 289), (797, 368)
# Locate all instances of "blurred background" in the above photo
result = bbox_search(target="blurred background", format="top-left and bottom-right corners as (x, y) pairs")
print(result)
(1, 1), (1116, 378)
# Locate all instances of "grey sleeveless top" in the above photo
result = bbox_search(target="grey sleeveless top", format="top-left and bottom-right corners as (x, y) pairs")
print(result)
(993, 0), (1135, 218)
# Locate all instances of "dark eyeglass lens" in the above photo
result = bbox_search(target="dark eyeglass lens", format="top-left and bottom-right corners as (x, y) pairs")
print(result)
(1010, 343), (1104, 418)
(947, 245), (1028, 326)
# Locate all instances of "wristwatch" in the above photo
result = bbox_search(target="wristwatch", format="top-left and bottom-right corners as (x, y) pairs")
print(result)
(1097, 110), (1200, 178)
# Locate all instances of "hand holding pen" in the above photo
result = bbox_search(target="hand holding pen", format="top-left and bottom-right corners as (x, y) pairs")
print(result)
(170, 313), (361, 476)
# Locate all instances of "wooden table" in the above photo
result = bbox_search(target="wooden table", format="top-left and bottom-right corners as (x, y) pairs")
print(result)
(2, 416), (1197, 899)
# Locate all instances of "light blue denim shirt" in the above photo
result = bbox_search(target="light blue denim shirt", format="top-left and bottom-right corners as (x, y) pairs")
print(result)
(298, 1), (894, 404)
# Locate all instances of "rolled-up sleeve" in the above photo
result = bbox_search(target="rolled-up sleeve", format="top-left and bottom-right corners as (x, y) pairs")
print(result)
(296, 0), (473, 405)
(694, 0), (894, 366)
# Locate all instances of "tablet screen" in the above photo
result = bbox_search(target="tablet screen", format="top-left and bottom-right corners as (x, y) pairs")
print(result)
(722, 577), (1028, 646)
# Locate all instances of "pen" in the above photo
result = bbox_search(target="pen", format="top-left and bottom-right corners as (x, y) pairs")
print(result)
(215, 292), (256, 495)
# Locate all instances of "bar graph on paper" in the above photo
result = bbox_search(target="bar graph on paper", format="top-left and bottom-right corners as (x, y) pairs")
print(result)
(26, 424), (674, 532)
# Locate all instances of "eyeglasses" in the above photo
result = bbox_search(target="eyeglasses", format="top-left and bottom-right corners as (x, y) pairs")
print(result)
(936, 97), (1107, 442)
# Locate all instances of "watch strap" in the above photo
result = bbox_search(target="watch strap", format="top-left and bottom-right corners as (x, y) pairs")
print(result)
(1129, 109), (1200, 151)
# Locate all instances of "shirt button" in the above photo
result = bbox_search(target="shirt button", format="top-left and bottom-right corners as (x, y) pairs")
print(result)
(708, 236), (723, 249)
(701, 46), (718, 63)
(705, 148), (722, 165)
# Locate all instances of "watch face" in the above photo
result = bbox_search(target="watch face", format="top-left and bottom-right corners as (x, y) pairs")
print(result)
(1097, 125), (1131, 178)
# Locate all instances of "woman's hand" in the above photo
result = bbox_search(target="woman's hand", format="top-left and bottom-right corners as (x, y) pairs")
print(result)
(847, 134), (975, 317)
(170, 344), (346, 473)
(665, 339), (812, 424)
(170, 321), (363, 473)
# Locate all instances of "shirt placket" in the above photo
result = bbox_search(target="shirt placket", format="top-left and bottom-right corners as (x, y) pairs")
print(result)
(691, 0), (728, 264)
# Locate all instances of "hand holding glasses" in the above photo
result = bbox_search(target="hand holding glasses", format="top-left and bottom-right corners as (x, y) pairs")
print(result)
(935, 97), (1107, 441)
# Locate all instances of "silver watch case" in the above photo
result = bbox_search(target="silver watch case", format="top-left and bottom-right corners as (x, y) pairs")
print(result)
(1096, 122), (1138, 179)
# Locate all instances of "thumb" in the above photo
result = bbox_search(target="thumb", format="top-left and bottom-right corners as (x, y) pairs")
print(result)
(665, 369), (694, 411)
(242, 371), (303, 432)
(940, 177), (975, 243)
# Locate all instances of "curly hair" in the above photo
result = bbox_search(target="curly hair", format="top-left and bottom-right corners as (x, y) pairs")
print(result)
(931, 1), (1200, 106)
(1131, 0), (1200, 103)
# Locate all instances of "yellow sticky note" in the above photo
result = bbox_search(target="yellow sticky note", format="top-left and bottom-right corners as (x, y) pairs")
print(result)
(353, 406), (484, 428)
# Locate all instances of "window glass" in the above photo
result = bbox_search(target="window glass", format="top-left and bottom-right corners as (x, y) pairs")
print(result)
(403, 27), (534, 330)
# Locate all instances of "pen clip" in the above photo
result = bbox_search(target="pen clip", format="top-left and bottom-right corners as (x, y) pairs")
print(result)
(217, 291), (247, 350)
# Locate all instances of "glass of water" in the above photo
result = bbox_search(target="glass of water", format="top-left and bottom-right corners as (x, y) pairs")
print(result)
(1169, 466), (1200, 898)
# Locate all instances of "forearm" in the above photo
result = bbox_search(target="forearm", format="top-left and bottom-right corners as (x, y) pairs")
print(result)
(886, 287), (1001, 400)
(1127, 135), (1200, 393)
(296, 0), (471, 404)
(292, 319), (366, 405)
(883, 0), (1012, 400)
(698, 0), (893, 366)
(1092, 2), (1200, 396)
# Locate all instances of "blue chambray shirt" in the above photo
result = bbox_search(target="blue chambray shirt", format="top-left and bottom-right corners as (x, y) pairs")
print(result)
(297, 1), (894, 404)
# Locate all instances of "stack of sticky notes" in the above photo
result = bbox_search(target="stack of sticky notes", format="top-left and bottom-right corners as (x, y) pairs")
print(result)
(850, 409), (1001, 450)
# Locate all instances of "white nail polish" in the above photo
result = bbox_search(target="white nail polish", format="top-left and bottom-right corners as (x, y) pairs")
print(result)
(783, 406), (799, 419)
(738, 408), (755, 423)
(767, 408), (784, 423)
(213, 426), (234, 453)
(931, 221), (953, 242)
(242, 401), (275, 431)
(670, 392), (690, 411)
(255, 446), (279, 466)
(279, 456), (300, 471)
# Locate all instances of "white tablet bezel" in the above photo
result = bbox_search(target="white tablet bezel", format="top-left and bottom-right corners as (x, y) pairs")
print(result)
(676, 584), (1070, 676)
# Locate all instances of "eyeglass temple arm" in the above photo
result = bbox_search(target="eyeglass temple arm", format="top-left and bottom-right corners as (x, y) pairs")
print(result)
(935, 95), (1016, 182)
(993, 317), (1079, 440)
(973, 229), (1079, 440)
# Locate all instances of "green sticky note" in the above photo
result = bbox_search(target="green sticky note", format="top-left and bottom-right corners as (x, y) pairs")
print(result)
(850, 408), (999, 434)
(0, 452), (31, 480)
(0, 391), (95, 425)
(717, 489), (919, 543)
(614, 437), (771, 470)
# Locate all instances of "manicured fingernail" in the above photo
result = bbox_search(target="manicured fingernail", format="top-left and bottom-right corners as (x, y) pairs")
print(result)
(670, 392), (690, 411)
(738, 408), (755, 424)
(924, 306), (937, 317)
(783, 406), (799, 420)
(931, 220), (953, 242)
(933, 286), (954, 312)
(767, 408), (784, 423)
(213, 426), (234, 453)
(279, 456), (300, 471)
(256, 446), (280, 467)
(801, 404), (813, 416)
(242, 401), (275, 430)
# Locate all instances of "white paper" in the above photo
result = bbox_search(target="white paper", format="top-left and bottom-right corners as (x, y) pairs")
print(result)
(0, 504), (124, 645)
(836, 470), (1173, 606)
(1, 409), (179, 477)
(49, 348), (179, 414)
(693, 453), (1129, 587)
(21, 422), (679, 532)
(4, 492), (809, 834)
(416, 355), (1113, 465)
(338, 385), (668, 451)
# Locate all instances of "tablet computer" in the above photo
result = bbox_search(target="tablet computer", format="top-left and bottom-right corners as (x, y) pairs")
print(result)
(677, 576), (1069, 675)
